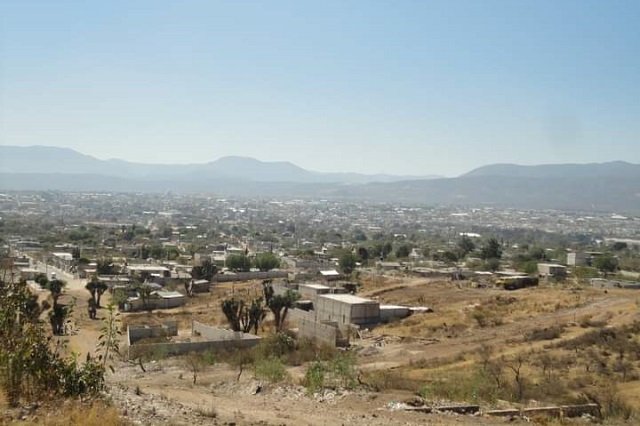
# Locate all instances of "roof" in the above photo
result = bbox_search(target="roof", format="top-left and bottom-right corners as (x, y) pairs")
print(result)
(153, 291), (185, 299)
(127, 265), (170, 272)
(318, 293), (378, 305)
(299, 283), (331, 290)
(380, 305), (410, 310)
(320, 270), (340, 276)
(52, 252), (73, 260)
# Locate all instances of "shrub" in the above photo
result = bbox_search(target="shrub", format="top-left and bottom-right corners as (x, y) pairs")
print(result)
(254, 356), (287, 383)
(303, 361), (326, 395)
(526, 325), (564, 342)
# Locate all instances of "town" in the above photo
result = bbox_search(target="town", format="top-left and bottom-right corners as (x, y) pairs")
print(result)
(2, 190), (640, 424)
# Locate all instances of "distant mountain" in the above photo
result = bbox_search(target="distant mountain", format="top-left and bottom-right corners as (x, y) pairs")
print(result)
(464, 161), (640, 179)
(0, 146), (437, 184)
(1, 146), (639, 212)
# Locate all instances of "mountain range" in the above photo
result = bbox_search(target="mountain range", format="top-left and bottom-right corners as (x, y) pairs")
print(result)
(1, 145), (640, 213)
(0, 145), (433, 184)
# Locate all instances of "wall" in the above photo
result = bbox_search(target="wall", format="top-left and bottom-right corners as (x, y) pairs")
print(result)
(591, 278), (640, 289)
(298, 318), (338, 347)
(127, 321), (178, 344)
(128, 338), (259, 360)
(350, 303), (381, 324)
(212, 271), (288, 282)
(192, 321), (257, 341)
(314, 296), (380, 325)
(128, 321), (261, 360)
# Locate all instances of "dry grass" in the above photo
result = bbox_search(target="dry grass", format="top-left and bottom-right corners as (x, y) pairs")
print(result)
(2, 400), (127, 425)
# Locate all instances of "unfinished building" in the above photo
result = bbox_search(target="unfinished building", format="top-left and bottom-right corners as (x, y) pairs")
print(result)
(314, 294), (381, 326)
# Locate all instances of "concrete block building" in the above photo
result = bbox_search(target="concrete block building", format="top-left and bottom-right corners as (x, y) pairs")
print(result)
(314, 294), (380, 325)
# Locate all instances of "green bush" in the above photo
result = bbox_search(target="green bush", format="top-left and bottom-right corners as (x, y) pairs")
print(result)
(254, 356), (287, 383)
(303, 361), (325, 394)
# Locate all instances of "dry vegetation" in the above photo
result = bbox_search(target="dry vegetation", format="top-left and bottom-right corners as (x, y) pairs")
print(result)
(7, 274), (640, 425)
(114, 276), (640, 424)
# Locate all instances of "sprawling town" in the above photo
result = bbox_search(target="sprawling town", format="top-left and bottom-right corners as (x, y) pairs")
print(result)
(2, 190), (640, 424)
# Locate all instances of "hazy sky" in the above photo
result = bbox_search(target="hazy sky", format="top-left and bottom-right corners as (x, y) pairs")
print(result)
(1, 1), (639, 176)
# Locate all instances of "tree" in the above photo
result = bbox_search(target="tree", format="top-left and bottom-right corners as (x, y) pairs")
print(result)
(594, 253), (619, 277)
(34, 273), (49, 289)
(87, 275), (109, 303)
(149, 244), (165, 260)
(85, 280), (98, 306)
(226, 254), (251, 272)
(96, 258), (116, 275)
(0, 277), (107, 406)
(339, 252), (357, 275)
(357, 247), (369, 264)
(395, 244), (412, 259)
(611, 242), (628, 251)
(382, 242), (393, 259)
(263, 283), (300, 332)
(480, 238), (502, 260)
(191, 259), (217, 281)
(457, 236), (476, 258)
(221, 297), (267, 334)
(254, 253), (280, 272)
(46, 279), (66, 305)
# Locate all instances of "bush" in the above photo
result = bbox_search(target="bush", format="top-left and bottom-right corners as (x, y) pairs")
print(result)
(254, 356), (287, 383)
(526, 325), (564, 342)
(303, 361), (325, 395)
(254, 333), (295, 359)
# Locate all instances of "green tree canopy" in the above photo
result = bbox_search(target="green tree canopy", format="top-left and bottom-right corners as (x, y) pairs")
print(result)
(191, 259), (218, 280)
(457, 236), (476, 258)
(226, 254), (251, 272)
(593, 253), (619, 276)
(254, 253), (280, 272)
(480, 238), (503, 260)
(395, 244), (413, 259)
(339, 252), (358, 275)
(263, 283), (300, 332)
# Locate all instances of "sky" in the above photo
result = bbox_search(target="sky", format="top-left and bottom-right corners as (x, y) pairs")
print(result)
(1, 0), (639, 177)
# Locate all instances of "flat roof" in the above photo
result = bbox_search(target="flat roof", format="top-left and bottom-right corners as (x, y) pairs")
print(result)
(319, 294), (377, 305)
(380, 305), (410, 310)
(153, 291), (185, 299)
(127, 265), (170, 271)
(299, 283), (331, 290)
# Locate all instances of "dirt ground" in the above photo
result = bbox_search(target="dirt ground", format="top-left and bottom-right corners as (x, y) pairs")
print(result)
(58, 276), (640, 425)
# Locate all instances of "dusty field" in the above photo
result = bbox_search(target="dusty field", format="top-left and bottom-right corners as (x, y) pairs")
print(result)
(44, 276), (640, 424)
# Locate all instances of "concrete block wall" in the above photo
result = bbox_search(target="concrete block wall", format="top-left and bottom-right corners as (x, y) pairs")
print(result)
(212, 271), (288, 283)
(192, 321), (259, 342)
(288, 308), (319, 325)
(298, 318), (338, 347)
(128, 338), (260, 360)
(127, 321), (178, 345)
(128, 321), (261, 360)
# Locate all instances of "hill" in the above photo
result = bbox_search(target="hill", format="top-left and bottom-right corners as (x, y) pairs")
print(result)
(1, 146), (639, 212)
(464, 161), (640, 179)
(0, 146), (433, 184)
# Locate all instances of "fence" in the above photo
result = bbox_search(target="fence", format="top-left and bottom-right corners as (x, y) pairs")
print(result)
(127, 321), (261, 360)
(127, 321), (178, 344)
(212, 271), (288, 283)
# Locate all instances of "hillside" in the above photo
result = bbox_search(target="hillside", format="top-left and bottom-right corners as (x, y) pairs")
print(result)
(464, 161), (640, 179)
(0, 146), (432, 184)
(1, 146), (639, 212)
